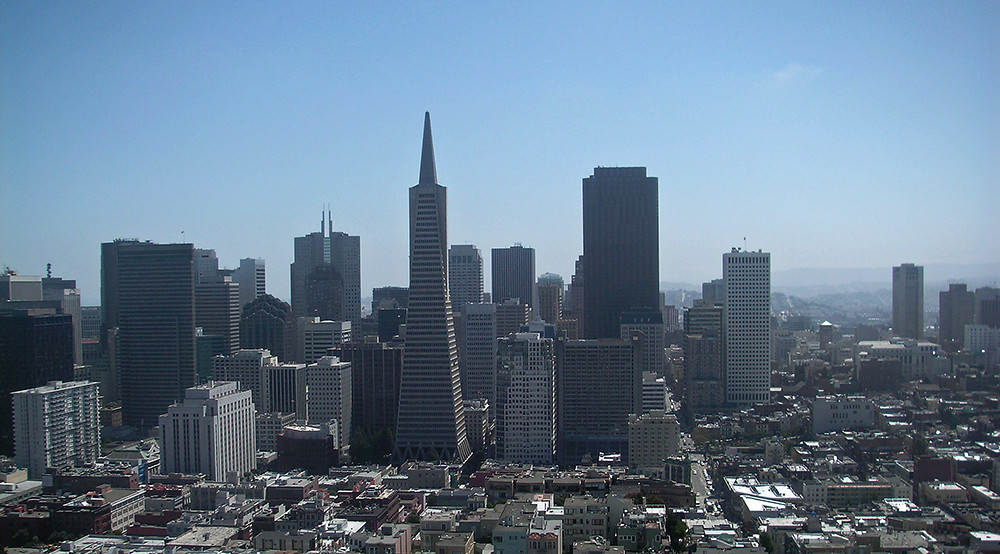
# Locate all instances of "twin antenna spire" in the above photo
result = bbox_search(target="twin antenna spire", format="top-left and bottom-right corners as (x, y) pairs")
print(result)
(418, 111), (438, 185)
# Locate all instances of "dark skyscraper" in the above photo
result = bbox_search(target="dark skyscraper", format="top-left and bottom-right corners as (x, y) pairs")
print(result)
(892, 263), (923, 339)
(102, 240), (197, 429)
(582, 167), (659, 338)
(290, 214), (361, 322)
(393, 113), (471, 463)
(939, 283), (974, 352)
(240, 294), (294, 361)
(491, 244), (536, 310)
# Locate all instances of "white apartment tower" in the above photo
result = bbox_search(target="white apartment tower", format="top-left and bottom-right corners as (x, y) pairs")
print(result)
(449, 245), (484, 309)
(159, 381), (256, 481)
(13, 381), (100, 478)
(723, 249), (771, 405)
(496, 332), (556, 464)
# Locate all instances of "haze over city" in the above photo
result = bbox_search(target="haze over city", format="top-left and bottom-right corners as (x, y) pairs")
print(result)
(3, 3), (998, 304)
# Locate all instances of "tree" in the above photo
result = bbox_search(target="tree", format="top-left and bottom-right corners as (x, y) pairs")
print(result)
(759, 531), (775, 553)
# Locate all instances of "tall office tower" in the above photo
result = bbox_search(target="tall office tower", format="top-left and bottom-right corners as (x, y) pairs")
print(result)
(491, 245), (536, 310)
(240, 294), (294, 362)
(42, 277), (83, 365)
(536, 273), (564, 324)
(702, 279), (726, 305)
(212, 349), (278, 413)
(561, 256), (585, 338)
(939, 284), (975, 352)
(975, 287), (1000, 328)
(556, 337), (642, 466)
(301, 356), (352, 448)
(496, 299), (530, 337)
(685, 299), (723, 334)
(332, 339), (403, 437)
(892, 263), (924, 339)
(495, 332), (556, 464)
(459, 303), (498, 405)
(290, 214), (361, 322)
(662, 305), (680, 332)
(194, 248), (220, 283)
(641, 371), (667, 413)
(102, 240), (196, 429)
(449, 245), (484, 309)
(723, 249), (771, 405)
(195, 276), (241, 355)
(267, 362), (305, 417)
(620, 309), (665, 376)
(683, 328), (723, 413)
(159, 381), (256, 481)
(582, 167), (659, 339)
(232, 258), (266, 311)
(81, 306), (102, 340)
(0, 310), (75, 454)
(372, 286), (409, 311)
(13, 380), (100, 478)
(393, 112), (471, 463)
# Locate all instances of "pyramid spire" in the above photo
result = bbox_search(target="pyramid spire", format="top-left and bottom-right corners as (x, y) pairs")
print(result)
(418, 111), (437, 185)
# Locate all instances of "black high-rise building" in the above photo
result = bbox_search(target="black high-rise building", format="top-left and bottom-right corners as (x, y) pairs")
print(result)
(240, 294), (294, 361)
(102, 240), (196, 429)
(582, 167), (659, 338)
(332, 340), (403, 436)
(491, 245), (536, 310)
(0, 309), (75, 455)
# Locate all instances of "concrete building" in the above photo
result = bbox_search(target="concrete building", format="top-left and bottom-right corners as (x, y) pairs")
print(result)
(13, 380), (100, 478)
(1, 274), (84, 367)
(492, 244), (536, 311)
(496, 299), (530, 338)
(557, 337), (642, 466)
(641, 371), (667, 413)
(459, 303), (497, 406)
(628, 410), (680, 469)
(295, 317), (351, 364)
(620, 309), (665, 376)
(393, 113), (471, 463)
(257, 411), (296, 452)
(211, 349), (279, 413)
(195, 275), (241, 356)
(582, 167), (659, 339)
(102, 240), (197, 429)
(975, 287), (1000, 327)
(723, 249), (771, 405)
(856, 339), (949, 382)
(232, 257), (266, 312)
(892, 263), (924, 339)
(301, 356), (352, 448)
(536, 273), (564, 325)
(496, 332), (556, 464)
(811, 396), (875, 434)
(939, 283), (975, 352)
(159, 381), (256, 481)
(449, 245), (484, 310)
(683, 328), (724, 413)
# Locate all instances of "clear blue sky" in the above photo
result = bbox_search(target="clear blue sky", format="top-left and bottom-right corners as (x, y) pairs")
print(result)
(2, 2), (998, 305)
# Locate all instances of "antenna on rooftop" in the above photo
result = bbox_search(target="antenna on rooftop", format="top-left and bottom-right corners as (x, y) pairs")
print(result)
(46, 263), (52, 278)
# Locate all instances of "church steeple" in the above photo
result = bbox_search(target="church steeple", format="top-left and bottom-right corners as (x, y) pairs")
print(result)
(418, 111), (437, 185)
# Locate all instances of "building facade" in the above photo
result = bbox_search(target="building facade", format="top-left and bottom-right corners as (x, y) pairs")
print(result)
(301, 355), (353, 449)
(159, 381), (256, 481)
(496, 332), (556, 464)
(459, 303), (498, 406)
(892, 263), (924, 339)
(240, 294), (295, 362)
(939, 283), (975, 352)
(723, 249), (771, 405)
(102, 240), (197, 429)
(582, 167), (659, 339)
(393, 113), (471, 463)
(628, 410), (680, 469)
(291, 213), (361, 322)
(449, 245), (484, 310)
(492, 245), (536, 311)
(536, 273), (564, 325)
(13, 380), (100, 478)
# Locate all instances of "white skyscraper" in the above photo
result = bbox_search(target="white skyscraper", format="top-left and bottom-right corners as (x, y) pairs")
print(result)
(449, 245), (484, 309)
(301, 355), (352, 449)
(13, 380), (100, 478)
(496, 332), (556, 464)
(159, 381), (256, 481)
(723, 249), (771, 405)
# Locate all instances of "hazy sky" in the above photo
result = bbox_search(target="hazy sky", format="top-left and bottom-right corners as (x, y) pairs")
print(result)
(2, 2), (998, 305)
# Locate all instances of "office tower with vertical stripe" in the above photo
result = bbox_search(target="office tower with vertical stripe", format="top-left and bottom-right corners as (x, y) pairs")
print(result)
(723, 249), (771, 405)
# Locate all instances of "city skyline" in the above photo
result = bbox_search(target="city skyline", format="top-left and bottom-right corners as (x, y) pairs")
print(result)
(3, 4), (998, 305)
